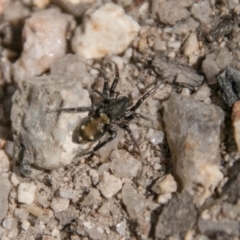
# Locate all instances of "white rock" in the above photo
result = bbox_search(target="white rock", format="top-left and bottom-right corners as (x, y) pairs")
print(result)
(13, 8), (76, 80)
(59, 188), (77, 199)
(146, 129), (164, 145)
(2, 217), (16, 230)
(191, 0), (212, 25)
(89, 169), (99, 185)
(116, 220), (126, 236)
(88, 228), (103, 240)
(18, 182), (36, 204)
(152, 174), (177, 194)
(21, 220), (30, 231)
(193, 83), (211, 102)
(97, 171), (122, 198)
(72, 3), (140, 58)
(157, 193), (172, 204)
(10, 173), (20, 187)
(0, 150), (10, 173)
(183, 32), (199, 57)
(51, 198), (69, 213)
(33, 0), (50, 8)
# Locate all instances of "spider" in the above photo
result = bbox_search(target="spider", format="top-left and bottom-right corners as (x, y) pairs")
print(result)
(51, 62), (159, 156)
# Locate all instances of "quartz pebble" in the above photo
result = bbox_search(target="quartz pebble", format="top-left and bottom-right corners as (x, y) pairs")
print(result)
(183, 32), (199, 57)
(146, 129), (164, 145)
(50, 198), (69, 213)
(72, 3), (140, 58)
(191, 0), (212, 25)
(152, 174), (177, 195)
(116, 220), (126, 236)
(59, 188), (77, 200)
(18, 182), (36, 205)
(97, 171), (122, 198)
(87, 228), (103, 240)
(13, 8), (76, 80)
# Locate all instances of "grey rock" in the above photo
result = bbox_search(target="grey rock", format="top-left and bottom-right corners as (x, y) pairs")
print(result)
(55, 207), (78, 225)
(110, 149), (142, 178)
(87, 228), (103, 240)
(221, 160), (240, 204)
(59, 188), (77, 200)
(217, 67), (240, 108)
(163, 93), (224, 205)
(190, 0), (212, 25)
(122, 183), (148, 219)
(158, 0), (190, 25)
(152, 55), (203, 91)
(97, 171), (122, 198)
(155, 192), (197, 240)
(207, 18), (235, 43)
(202, 48), (233, 85)
(0, 175), (11, 222)
(198, 218), (239, 236)
(11, 68), (92, 175)
(81, 189), (101, 206)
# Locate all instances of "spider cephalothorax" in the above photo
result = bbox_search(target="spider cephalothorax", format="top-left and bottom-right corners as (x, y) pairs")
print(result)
(51, 62), (159, 156)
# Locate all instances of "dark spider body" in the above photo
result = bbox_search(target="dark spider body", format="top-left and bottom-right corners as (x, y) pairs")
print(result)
(52, 62), (159, 156)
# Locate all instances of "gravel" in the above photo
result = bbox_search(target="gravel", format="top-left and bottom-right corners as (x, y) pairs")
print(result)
(1, 0), (240, 239)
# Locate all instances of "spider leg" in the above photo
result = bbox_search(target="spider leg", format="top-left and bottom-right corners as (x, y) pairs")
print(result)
(85, 64), (110, 98)
(110, 62), (120, 98)
(102, 75), (110, 98)
(82, 127), (117, 156)
(47, 106), (93, 113)
(119, 123), (141, 154)
(91, 89), (105, 98)
(129, 84), (160, 112)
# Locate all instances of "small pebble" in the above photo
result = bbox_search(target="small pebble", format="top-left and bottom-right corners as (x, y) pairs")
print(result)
(18, 182), (36, 205)
(50, 198), (69, 213)
(97, 171), (122, 198)
(21, 220), (30, 230)
(116, 220), (126, 236)
(59, 188), (77, 199)
(183, 32), (199, 57)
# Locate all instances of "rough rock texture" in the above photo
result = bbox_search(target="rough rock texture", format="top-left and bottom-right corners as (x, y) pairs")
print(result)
(158, 0), (190, 25)
(97, 171), (122, 198)
(155, 192), (197, 239)
(222, 160), (240, 204)
(71, 3), (140, 58)
(0, 175), (11, 221)
(122, 183), (148, 219)
(17, 182), (36, 204)
(152, 55), (204, 91)
(13, 8), (76, 80)
(198, 219), (239, 236)
(11, 66), (92, 175)
(202, 48), (233, 85)
(109, 149), (142, 178)
(163, 93), (224, 205)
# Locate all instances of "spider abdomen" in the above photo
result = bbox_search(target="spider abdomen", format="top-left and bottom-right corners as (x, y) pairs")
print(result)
(78, 113), (110, 142)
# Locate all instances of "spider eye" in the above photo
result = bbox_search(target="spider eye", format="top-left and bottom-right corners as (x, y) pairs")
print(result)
(78, 136), (83, 142)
